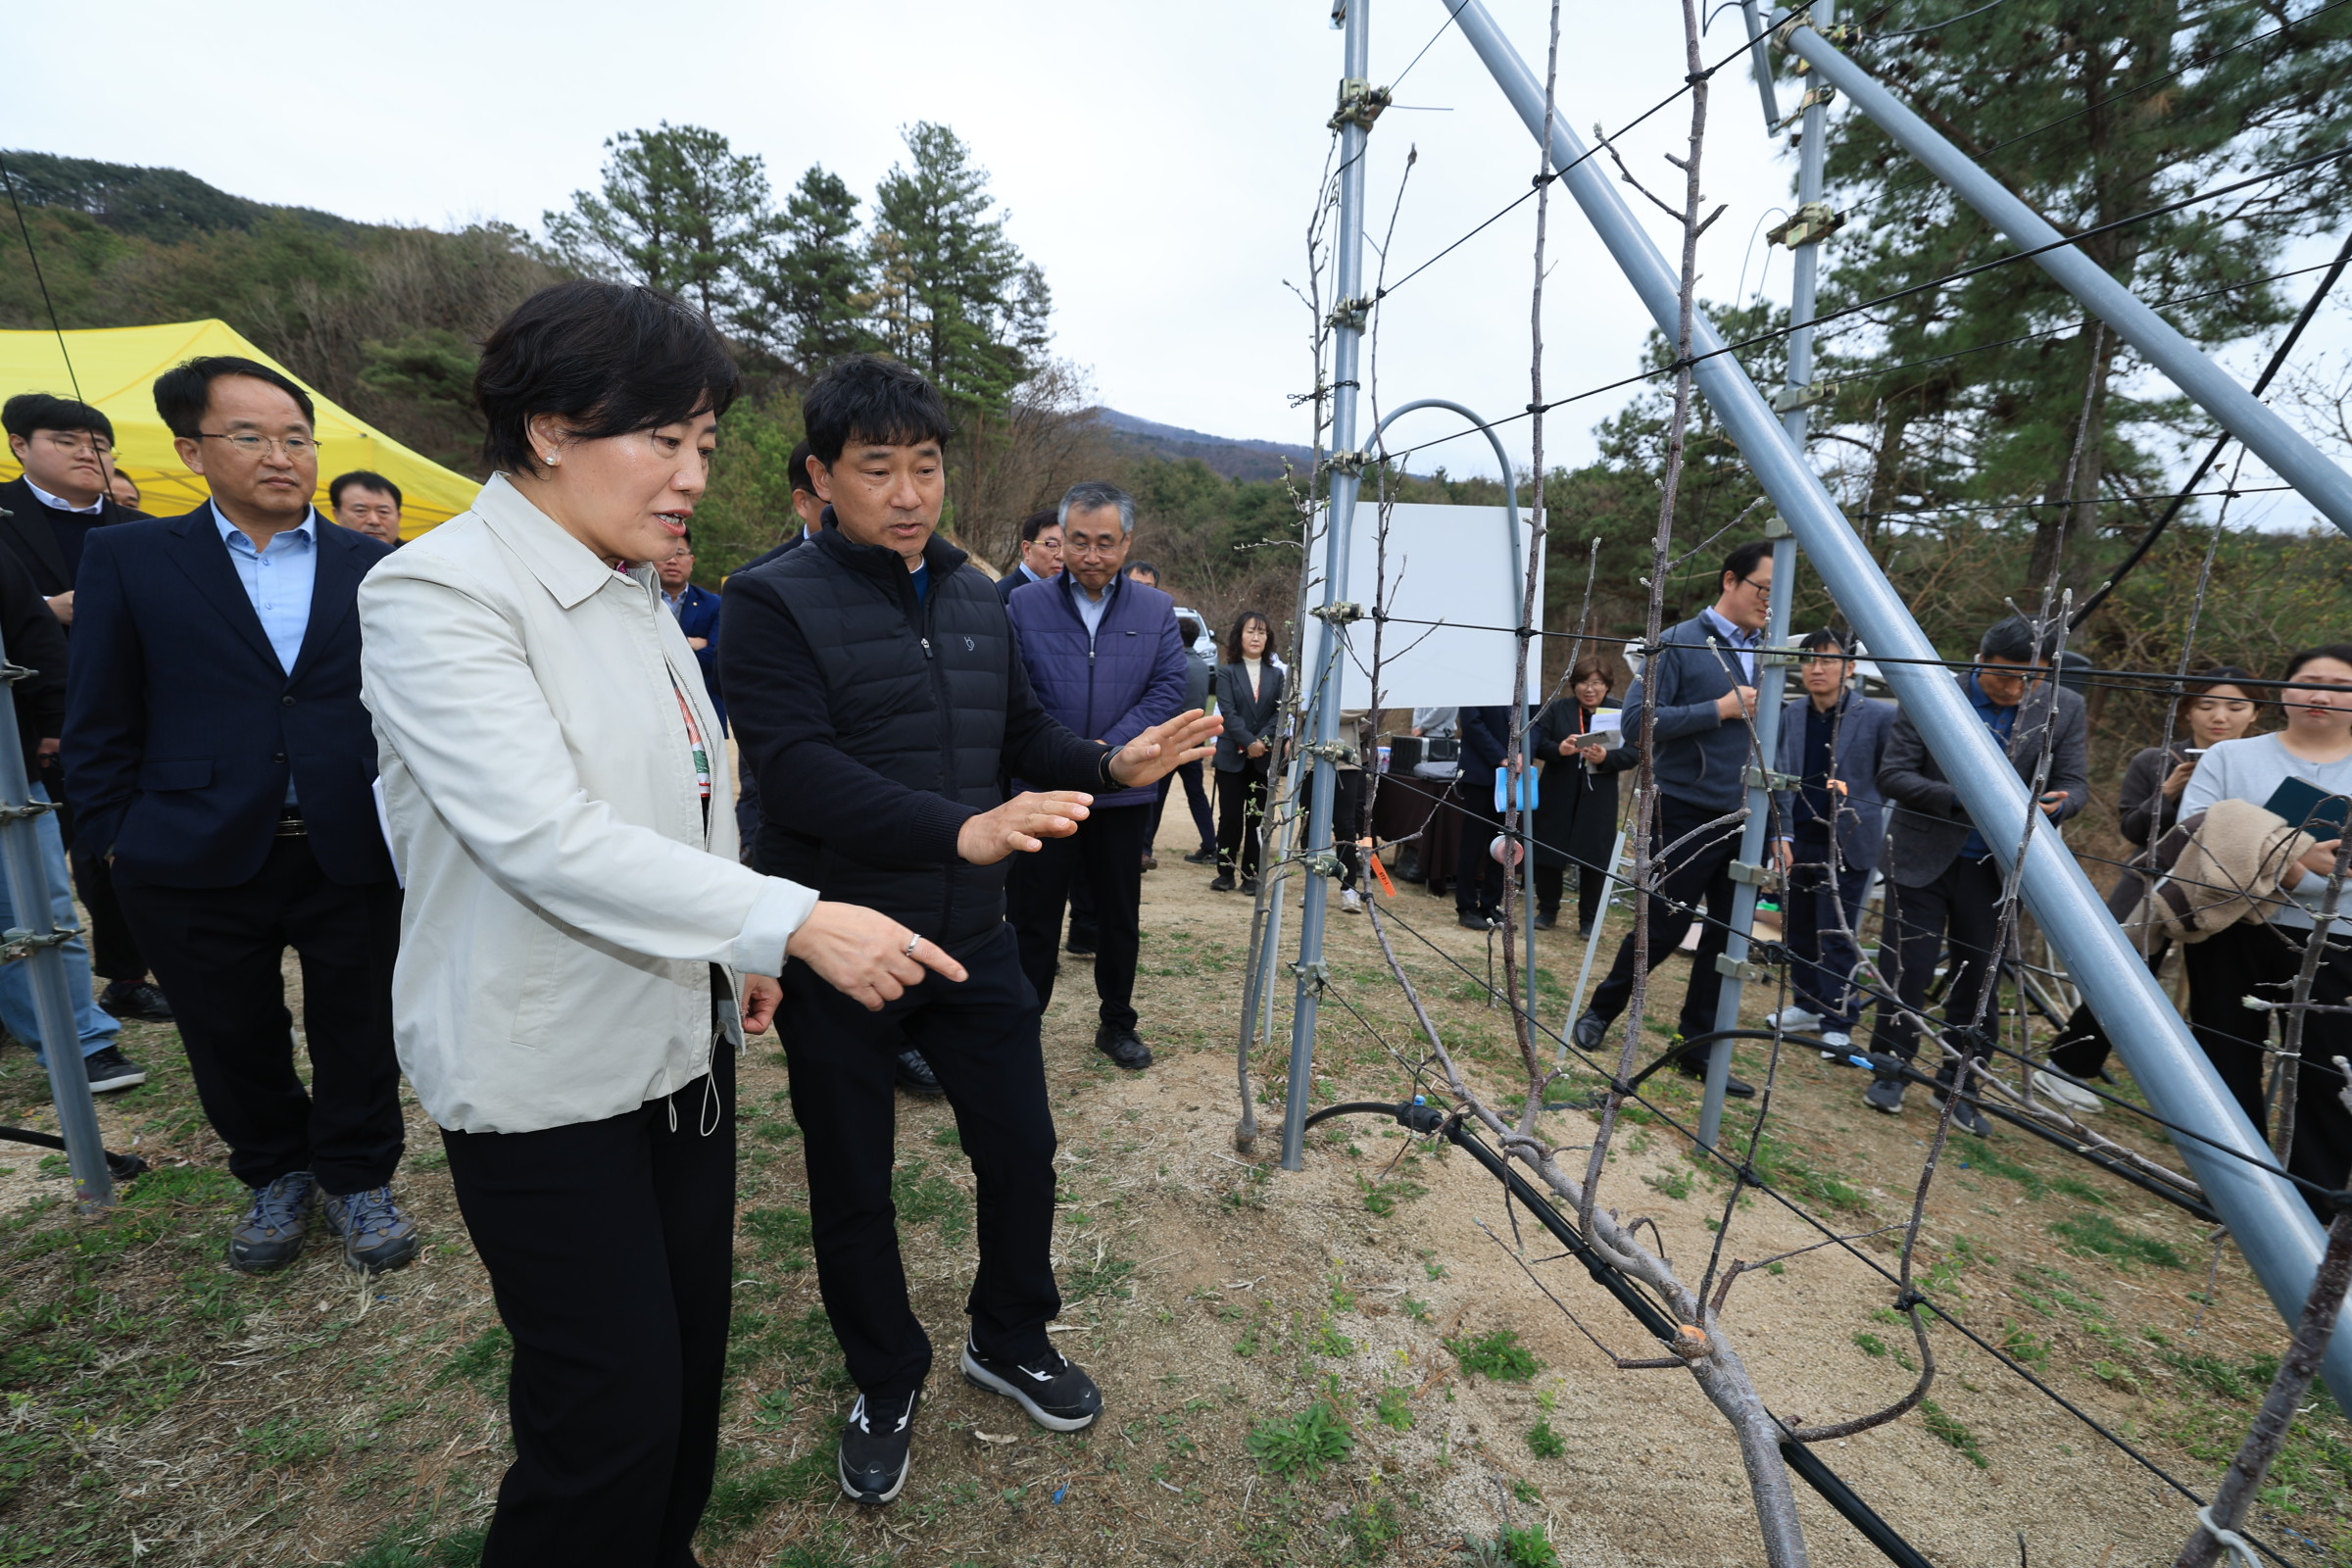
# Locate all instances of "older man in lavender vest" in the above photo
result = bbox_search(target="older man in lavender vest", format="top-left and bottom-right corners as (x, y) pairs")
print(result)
(1004, 482), (1187, 1070)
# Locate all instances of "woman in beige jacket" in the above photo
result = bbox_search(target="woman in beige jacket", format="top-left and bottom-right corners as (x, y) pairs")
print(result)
(358, 281), (963, 1567)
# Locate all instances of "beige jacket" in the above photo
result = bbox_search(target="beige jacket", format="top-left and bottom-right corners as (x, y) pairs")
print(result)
(2124, 798), (2318, 949)
(358, 474), (815, 1134)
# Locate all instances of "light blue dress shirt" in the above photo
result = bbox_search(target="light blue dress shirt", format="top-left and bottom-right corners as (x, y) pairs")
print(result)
(1699, 605), (1762, 685)
(214, 504), (319, 803)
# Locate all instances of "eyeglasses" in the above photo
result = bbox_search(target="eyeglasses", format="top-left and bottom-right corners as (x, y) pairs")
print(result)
(38, 431), (113, 459)
(1738, 573), (1771, 598)
(199, 432), (320, 459)
(1796, 654), (1847, 666)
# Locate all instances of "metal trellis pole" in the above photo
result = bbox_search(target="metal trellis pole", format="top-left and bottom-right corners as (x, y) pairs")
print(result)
(1282, 0), (1376, 1172)
(0, 630), (112, 1209)
(1698, 0), (1834, 1151)
(1781, 20), (2352, 542)
(1441, 0), (2352, 1404)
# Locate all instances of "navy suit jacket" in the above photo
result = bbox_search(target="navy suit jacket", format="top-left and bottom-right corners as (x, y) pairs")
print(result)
(62, 507), (396, 888)
(667, 582), (726, 730)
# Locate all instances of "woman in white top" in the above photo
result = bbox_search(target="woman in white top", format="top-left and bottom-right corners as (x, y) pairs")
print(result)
(358, 281), (961, 1565)
(2178, 644), (2352, 1210)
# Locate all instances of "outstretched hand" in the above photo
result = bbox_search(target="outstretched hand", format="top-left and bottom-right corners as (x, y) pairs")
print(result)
(1108, 708), (1223, 789)
(786, 901), (968, 1011)
(957, 791), (1093, 865)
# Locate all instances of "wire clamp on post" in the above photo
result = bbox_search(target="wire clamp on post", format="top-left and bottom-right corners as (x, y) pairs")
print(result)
(1319, 449), (1368, 478)
(1727, 859), (1777, 888)
(0, 798), (59, 823)
(1771, 381), (1828, 414)
(1288, 958), (1332, 982)
(0, 925), (74, 965)
(1299, 851), (1348, 879)
(1770, 85), (1838, 134)
(1762, 513), (1793, 539)
(1766, 201), (1845, 249)
(1325, 296), (1375, 333)
(1300, 740), (1360, 766)
(0, 662), (37, 687)
(1713, 954), (1778, 985)
(1309, 600), (1367, 625)
(1327, 79), (1393, 131)
(1742, 765), (1799, 792)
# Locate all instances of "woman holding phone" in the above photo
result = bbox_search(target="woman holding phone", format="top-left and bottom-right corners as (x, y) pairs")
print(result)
(1529, 655), (1630, 935)
(2036, 667), (2260, 1110)
(358, 280), (963, 1564)
(2173, 646), (2352, 1207)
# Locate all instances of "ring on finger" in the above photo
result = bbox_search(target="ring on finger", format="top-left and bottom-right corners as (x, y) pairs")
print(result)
(902, 933), (921, 957)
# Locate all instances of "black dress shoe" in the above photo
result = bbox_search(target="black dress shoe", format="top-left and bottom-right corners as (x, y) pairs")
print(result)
(1674, 1056), (1756, 1099)
(99, 980), (173, 1024)
(1456, 910), (1494, 931)
(1208, 874), (1237, 893)
(1183, 848), (1219, 865)
(1094, 1024), (1152, 1070)
(894, 1049), (944, 1097)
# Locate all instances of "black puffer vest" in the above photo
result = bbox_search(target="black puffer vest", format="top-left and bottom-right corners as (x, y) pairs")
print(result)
(753, 528), (1016, 946)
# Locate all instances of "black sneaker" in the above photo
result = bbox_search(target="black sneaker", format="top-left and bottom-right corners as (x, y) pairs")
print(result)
(894, 1048), (944, 1097)
(839, 1389), (920, 1505)
(1571, 1010), (1611, 1052)
(1208, 874), (1237, 893)
(1456, 910), (1494, 931)
(1239, 877), (1260, 896)
(1863, 1076), (1906, 1114)
(99, 980), (173, 1024)
(229, 1171), (318, 1275)
(1095, 1024), (1152, 1071)
(961, 1341), (1102, 1433)
(321, 1185), (421, 1274)
(1183, 847), (1219, 866)
(77, 1045), (146, 1093)
(1533, 908), (1557, 931)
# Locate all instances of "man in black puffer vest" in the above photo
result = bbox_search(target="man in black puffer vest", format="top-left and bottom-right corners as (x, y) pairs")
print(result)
(721, 357), (1219, 1510)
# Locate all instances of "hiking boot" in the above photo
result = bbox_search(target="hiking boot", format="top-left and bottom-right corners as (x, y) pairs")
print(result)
(99, 980), (173, 1024)
(1095, 1024), (1152, 1071)
(839, 1389), (920, 1505)
(322, 1186), (420, 1274)
(894, 1049), (944, 1097)
(77, 1045), (146, 1093)
(962, 1341), (1102, 1433)
(1863, 1076), (1906, 1115)
(229, 1171), (318, 1274)
(1571, 1010), (1611, 1053)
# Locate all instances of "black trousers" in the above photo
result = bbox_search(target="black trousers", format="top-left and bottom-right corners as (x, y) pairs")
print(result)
(443, 1046), (735, 1568)
(1216, 759), (1270, 881)
(1533, 860), (1608, 934)
(113, 835), (402, 1194)
(783, 923), (1060, 1397)
(1149, 760), (1216, 855)
(1317, 769), (1367, 892)
(47, 771), (149, 984)
(1588, 795), (1740, 1041)
(1453, 780), (1505, 916)
(1783, 856), (1874, 1031)
(1009, 804), (1148, 1030)
(1869, 854), (2004, 1070)
(2180, 920), (2352, 1213)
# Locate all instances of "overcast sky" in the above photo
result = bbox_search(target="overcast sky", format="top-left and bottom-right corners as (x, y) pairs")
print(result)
(13, 1), (2348, 530)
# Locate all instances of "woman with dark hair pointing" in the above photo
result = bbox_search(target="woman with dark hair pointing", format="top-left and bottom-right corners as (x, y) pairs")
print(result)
(358, 282), (963, 1564)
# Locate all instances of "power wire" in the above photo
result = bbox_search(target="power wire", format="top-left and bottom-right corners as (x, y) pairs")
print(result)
(0, 151), (84, 405)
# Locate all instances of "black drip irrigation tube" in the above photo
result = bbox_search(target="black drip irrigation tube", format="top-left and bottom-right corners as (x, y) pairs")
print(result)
(1300, 1100), (1934, 1568)
(0, 1125), (147, 1182)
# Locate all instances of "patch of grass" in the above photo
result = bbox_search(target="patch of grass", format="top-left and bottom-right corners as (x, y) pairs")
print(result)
(1445, 1329), (1542, 1383)
(438, 1326), (513, 1400)
(1334, 1495), (1402, 1561)
(1467, 1525), (1561, 1568)
(1356, 1172), (1428, 1216)
(1402, 1296), (1431, 1321)
(1642, 1167), (1693, 1200)
(931, 1124), (961, 1150)
(1998, 1321), (2051, 1367)
(2049, 1212), (2187, 1270)
(1233, 1328), (1261, 1358)
(1918, 1399), (1988, 1468)
(343, 1525), (487, 1568)
(1374, 1386), (1414, 1431)
(1064, 1250), (1137, 1303)
(0, 1432), (61, 1503)
(1742, 1123), (1871, 1213)
(1246, 1399), (1354, 1479)
(892, 1159), (971, 1247)
(1309, 1317), (1354, 1357)
(1526, 1419), (1565, 1459)
(1853, 1331), (1888, 1358)
(2163, 1349), (2269, 1402)
(238, 1413), (333, 1466)
(771, 1307), (854, 1393)
(740, 1204), (813, 1270)
(1955, 1139), (2044, 1199)
(698, 1445), (810, 1544)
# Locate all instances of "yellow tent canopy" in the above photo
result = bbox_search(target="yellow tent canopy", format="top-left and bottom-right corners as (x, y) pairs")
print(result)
(0, 319), (478, 536)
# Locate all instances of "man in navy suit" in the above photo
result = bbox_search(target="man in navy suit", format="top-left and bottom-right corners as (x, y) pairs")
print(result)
(656, 528), (726, 730)
(64, 356), (415, 1277)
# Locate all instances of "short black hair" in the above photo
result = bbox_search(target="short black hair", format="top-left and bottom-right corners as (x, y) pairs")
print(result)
(152, 356), (316, 441)
(1979, 613), (2056, 665)
(1797, 627), (1849, 656)
(1175, 612), (1203, 644)
(474, 280), (740, 475)
(1720, 539), (1771, 587)
(3, 392), (114, 446)
(786, 439), (817, 497)
(329, 469), (402, 510)
(1126, 561), (1159, 580)
(802, 356), (952, 466)
(1020, 508), (1059, 545)
(2282, 646), (2352, 685)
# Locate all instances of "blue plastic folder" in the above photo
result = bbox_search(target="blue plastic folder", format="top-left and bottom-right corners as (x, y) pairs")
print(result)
(2265, 775), (2352, 840)
(1495, 767), (1539, 814)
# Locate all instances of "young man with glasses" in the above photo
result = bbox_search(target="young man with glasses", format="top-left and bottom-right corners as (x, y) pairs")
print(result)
(1570, 539), (1775, 1096)
(65, 357), (416, 1276)
(0, 393), (174, 1034)
(1864, 613), (2086, 1131)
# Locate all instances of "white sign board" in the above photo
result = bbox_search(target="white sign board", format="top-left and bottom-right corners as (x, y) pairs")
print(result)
(1330, 502), (1544, 709)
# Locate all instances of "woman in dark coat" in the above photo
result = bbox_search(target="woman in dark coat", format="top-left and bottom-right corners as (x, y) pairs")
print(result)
(1530, 655), (1634, 935)
(1210, 611), (1284, 893)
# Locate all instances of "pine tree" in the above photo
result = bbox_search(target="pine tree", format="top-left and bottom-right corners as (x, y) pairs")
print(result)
(738, 165), (876, 376)
(868, 122), (1038, 414)
(543, 122), (781, 325)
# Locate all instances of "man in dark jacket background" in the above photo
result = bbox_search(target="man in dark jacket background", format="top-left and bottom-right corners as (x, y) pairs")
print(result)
(1865, 613), (2088, 1129)
(0, 392), (173, 1028)
(996, 508), (1062, 604)
(720, 358), (1216, 1509)
(1570, 540), (1774, 1096)
(1004, 482), (1187, 1070)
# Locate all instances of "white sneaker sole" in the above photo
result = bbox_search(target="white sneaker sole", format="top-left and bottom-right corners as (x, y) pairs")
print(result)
(839, 1446), (911, 1506)
(960, 1346), (1100, 1433)
(84, 1067), (146, 1093)
(2032, 1071), (2103, 1114)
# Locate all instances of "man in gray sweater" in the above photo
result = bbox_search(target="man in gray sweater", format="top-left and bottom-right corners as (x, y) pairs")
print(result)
(1570, 541), (1773, 1096)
